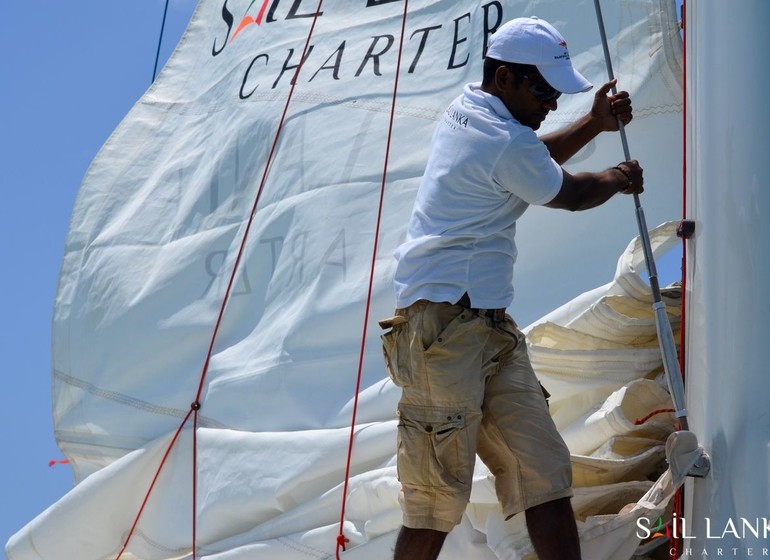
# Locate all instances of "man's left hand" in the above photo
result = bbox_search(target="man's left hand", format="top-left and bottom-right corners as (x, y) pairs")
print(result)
(591, 79), (633, 131)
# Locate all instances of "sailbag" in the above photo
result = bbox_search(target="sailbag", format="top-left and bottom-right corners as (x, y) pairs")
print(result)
(7, 1), (688, 559)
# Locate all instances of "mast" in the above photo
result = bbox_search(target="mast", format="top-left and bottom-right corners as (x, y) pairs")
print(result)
(684, 0), (770, 554)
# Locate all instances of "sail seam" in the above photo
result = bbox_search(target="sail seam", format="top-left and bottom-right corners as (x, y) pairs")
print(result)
(53, 370), (228, 428)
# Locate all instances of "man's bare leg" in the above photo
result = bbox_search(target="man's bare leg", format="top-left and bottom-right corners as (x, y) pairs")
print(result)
(393, 527), (448, 560)
(525, 497), (581, 560)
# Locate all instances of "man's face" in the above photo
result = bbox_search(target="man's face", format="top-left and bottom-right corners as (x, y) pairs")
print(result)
(498, 66), (560, 130)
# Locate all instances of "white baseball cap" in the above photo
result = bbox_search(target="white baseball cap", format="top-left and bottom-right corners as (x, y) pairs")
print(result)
(486, 17), (592, 94)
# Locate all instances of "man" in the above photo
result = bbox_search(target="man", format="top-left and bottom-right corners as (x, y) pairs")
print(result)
(379, 16), (644, 560)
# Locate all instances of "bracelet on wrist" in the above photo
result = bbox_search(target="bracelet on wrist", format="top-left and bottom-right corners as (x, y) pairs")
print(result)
(613, 165), (633, 192)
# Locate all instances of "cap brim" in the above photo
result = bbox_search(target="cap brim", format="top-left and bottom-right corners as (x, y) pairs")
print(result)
(539, 64), (593, 94)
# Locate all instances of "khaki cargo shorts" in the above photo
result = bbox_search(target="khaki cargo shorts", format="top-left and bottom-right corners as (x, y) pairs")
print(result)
(380, 299), (572, 532)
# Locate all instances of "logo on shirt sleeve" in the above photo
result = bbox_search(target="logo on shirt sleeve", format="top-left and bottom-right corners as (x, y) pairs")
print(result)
(444, 105), (469, 129)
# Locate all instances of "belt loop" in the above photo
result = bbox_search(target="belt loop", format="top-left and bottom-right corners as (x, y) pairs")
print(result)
(456, 293), (508, 325)
(458, 293), (506, 324)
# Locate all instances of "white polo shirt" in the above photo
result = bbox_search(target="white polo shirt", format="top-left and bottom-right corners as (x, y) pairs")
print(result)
(394, 83), (562, 310)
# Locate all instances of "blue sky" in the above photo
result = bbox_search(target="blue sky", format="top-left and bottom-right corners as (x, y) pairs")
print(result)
(0, 1), (198, 548)
(0, 0), (684, 551)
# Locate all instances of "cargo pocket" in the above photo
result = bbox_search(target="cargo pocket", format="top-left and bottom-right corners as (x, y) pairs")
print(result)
(379, 315), (412, 387)
(396, 404), (472, 494)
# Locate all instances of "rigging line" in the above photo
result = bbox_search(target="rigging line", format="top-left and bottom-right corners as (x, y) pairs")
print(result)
(115, 408), (194, 560)
(679, 0), (688, 408)
(192, 407), (200, 560)
(192, 0), (323, 407)
(335, 1), (410, 557)
(115, 5), (324, 559)
(152, 0), (171, 83)
(634, 408), (676, 426)
(186, 2), (325, 558)
(673, 4), (687, 559)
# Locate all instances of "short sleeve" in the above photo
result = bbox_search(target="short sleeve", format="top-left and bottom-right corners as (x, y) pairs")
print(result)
(492, 130), (563, 206)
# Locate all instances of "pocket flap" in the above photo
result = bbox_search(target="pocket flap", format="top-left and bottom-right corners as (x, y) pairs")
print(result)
(398, 404), (466, 434)
(379, 315), (408, 330)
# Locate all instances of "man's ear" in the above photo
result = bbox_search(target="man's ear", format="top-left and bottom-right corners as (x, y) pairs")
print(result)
(495, 65), (514, 91)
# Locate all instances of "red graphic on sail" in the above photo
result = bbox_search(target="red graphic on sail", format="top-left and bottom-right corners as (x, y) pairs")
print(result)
(230, 0), (270, 43)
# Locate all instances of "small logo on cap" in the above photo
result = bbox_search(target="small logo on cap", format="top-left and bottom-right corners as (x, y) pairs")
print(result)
(555, 40), (570, 60)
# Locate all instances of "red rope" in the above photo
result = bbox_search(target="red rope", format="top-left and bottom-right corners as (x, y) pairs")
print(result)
(671, 4), (688, 558)
(192, 405), (200, 559)
(679, 0), (688, 419)
(114, 3), (324, 557)
(114, 408), (194, 559)
(335, 2), (410, 557)
(634, 408), (676, 426)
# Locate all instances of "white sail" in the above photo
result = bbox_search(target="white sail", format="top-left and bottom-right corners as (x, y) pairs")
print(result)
(7, 1), (690, 559)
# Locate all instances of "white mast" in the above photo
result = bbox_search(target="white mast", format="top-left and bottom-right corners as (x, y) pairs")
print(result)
(684, 0), (770, 554)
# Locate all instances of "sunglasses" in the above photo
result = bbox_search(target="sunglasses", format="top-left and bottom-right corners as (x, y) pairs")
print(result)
(507, 66), (562, 102)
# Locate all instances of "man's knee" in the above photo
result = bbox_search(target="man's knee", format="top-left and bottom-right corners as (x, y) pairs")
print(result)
(525, 496), (578, 533)
(394, 527), (448, 560)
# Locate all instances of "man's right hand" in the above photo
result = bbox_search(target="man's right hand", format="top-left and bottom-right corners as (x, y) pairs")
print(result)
(614, 160), (644, 195)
